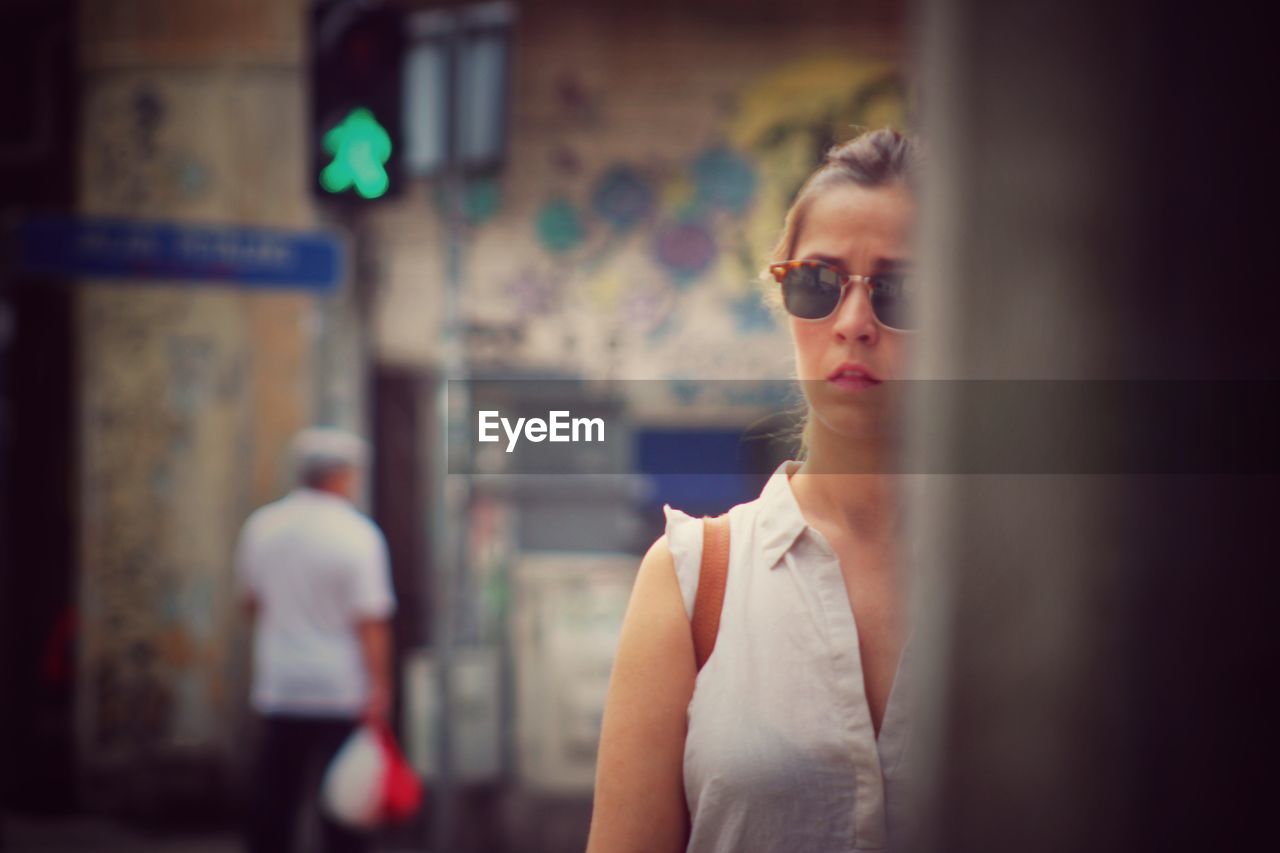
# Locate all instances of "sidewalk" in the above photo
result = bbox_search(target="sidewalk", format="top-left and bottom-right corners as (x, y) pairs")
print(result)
(2, 813), (437, 853)
(3, 787), (590, 852)
(1, 814), (239, 853)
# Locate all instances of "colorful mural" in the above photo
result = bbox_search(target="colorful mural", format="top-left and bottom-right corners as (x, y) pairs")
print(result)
(535, 198), (586, 254)
(445, 56), (908, 380)
(592, 166), (655, 231)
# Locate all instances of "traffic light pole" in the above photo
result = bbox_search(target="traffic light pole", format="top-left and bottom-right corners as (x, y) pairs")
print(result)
(431, 22), (466, 853)
(416, 4), (514, 848)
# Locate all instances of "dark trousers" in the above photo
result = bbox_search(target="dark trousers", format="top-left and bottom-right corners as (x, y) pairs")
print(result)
(245, 714), (370, 853)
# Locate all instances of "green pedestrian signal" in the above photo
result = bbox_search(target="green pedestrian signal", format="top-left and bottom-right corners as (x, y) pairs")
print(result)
(319, 108), (393, 199)
(310, 3), (404, 202)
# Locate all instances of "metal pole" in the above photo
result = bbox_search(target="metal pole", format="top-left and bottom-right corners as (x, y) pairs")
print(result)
(431, 17), (467, 853)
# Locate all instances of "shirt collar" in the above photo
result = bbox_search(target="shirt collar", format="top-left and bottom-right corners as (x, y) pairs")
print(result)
(291, 487), (350, 506)
(756, 460), (811, 570)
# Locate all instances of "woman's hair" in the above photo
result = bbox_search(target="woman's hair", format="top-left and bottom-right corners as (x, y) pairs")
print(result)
(769, 127), (920, 268)
(765, 127), (921, 458)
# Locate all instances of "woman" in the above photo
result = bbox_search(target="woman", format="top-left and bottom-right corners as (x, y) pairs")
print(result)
(587, 128), (920, 853)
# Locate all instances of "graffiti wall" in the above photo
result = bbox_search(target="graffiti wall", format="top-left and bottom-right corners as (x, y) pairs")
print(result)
(78, 287), (251, 762)
(75, 41), (317, 803)
(374, 13), (908, 382)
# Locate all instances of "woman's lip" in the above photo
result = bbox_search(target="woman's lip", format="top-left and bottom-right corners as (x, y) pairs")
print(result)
(828, 374), (880, 390)
(827, 362), (881, 383)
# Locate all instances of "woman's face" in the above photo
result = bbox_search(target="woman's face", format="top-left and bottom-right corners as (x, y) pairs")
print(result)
(788, 182), (915, 445)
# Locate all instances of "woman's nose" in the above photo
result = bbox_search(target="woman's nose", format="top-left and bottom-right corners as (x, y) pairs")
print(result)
(832, 280), (879, 344)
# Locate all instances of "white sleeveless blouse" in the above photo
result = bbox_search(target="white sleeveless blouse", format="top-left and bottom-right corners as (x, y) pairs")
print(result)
(664, 461), (915, 853)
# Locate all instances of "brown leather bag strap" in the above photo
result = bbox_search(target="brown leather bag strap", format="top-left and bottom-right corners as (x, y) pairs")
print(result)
(692, 514), (731, 672)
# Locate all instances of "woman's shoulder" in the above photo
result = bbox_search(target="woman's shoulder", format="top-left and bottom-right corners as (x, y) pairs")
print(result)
(659, 485), (773, 619)
(622, 530), (692, 646)
(663, 460), (801, 582)
(656, 505), (700, 620)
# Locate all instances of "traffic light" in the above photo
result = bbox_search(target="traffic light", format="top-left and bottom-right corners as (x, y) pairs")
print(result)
(310, 0), (405, 202)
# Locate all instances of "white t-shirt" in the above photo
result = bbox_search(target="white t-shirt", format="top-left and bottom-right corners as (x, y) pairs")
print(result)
(236, 488), (395, 716)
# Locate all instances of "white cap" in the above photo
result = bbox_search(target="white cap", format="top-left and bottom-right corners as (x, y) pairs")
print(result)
(289, 427), (369, 488)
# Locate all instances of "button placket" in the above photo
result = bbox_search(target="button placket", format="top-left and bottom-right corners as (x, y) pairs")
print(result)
(810, 531), (889, 851)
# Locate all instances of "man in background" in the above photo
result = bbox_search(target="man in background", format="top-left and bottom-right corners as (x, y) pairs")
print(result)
(238, 427), (395, 853)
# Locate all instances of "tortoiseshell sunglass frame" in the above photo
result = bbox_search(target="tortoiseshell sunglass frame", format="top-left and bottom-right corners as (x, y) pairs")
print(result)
(768, 259), (915, 332)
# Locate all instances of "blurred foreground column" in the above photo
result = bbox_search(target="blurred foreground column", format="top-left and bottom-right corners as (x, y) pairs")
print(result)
(73, 0), (317, 816)
(909, 1), (1278, 851)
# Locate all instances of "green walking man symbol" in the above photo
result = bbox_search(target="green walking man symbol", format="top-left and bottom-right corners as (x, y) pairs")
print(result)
(319, 108), (392, 199)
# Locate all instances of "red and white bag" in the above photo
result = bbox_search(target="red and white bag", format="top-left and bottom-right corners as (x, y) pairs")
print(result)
(321, 723), (423, 828)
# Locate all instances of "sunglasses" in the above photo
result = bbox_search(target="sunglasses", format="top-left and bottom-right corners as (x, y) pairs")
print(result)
(769, 259), (916, 332)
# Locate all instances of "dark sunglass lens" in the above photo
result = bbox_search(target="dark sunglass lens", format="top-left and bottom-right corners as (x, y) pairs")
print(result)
(870, 272), (915, 330)
(782, 264), (842, 319)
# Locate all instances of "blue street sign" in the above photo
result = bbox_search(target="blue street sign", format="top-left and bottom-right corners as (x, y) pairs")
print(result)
(17, 215), (346, 292)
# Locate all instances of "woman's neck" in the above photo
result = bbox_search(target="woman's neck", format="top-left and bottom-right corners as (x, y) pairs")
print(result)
(792, 418), (903, 544)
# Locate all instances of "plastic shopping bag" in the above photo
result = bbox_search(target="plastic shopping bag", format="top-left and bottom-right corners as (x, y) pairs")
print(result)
(379, 724), (424, 823)
(321, 723), (423, 828)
